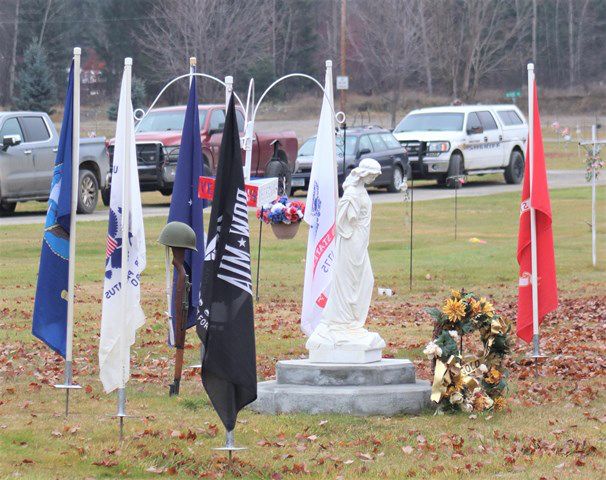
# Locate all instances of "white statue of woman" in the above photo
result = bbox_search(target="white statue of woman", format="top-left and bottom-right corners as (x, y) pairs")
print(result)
(306, 158), (386, 362)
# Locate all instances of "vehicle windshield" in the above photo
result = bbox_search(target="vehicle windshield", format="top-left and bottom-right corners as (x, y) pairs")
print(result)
(298, 138), (316, 156)
(394, 113), (464, 132)
(137, 110), (208, 132)
(298, 135), (357, 157)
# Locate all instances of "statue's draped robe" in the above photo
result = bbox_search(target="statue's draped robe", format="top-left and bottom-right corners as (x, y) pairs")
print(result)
(307, 182), (384, 349)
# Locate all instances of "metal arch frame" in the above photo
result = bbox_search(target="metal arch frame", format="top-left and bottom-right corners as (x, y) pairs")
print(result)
(243, 70), (345, 181)
(252, 72), (345, 124)
(133, 72), (246, 132)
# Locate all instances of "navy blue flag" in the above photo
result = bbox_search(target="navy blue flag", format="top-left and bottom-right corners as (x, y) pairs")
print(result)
(167, 75), (205, 335)
(32, 62), (75, 357)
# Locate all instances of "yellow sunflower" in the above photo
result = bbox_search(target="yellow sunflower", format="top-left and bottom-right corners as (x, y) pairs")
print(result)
(480, 298), (495, 318)
(473, 395), (488, 411)
(469, 298), (482, 315)
(493, 396), (507, 411)
(442, 298), (466, 323)
(484, 367), (502, 385)
(451, 289), (462, 300)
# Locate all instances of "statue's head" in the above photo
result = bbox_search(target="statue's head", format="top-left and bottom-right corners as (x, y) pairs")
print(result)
(344, 158), (382, 188)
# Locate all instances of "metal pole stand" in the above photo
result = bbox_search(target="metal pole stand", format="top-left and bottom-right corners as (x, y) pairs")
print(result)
(255, 208), (264, 302)
(109, 387), (135, 442)
(529, 333), (547, 379)
(189, 343), (205, 370)
(447, 174), (466, 240)
(408, 167), (414, 291)
(212, 429), (247, 462)
(54, 360), (82, 417)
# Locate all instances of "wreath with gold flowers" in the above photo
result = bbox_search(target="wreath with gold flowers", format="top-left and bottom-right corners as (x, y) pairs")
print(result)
(423, 290), (511, 413)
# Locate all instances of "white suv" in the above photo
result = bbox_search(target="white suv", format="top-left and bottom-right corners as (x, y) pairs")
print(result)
(392, 105), (528, 186)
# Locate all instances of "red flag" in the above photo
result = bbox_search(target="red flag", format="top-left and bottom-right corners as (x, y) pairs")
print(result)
(516, 80), (558, 342)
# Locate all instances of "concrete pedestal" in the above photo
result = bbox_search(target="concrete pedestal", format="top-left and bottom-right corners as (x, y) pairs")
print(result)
(308, 346), (383, 364)
(249, 359), (431, 416)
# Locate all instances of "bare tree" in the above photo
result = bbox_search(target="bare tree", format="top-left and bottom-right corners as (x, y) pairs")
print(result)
(142, 0), (271, 99)
(417, 0), (433, 96)
(37, 0), (52, 47)
(9, 0), (20, 100)
(568, 0), (574, 87)
(532, 0), (537, 64)
(574, 0), (592, 85)
(459, 0), (531, 99)
(349, 0), (421, 127)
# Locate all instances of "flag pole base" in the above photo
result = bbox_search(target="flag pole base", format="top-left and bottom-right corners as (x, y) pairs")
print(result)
(54, 360), (82, 416)
(525, 353), (548, 379)
(106, 387), (138, 442)
(212, 430), (247, 461)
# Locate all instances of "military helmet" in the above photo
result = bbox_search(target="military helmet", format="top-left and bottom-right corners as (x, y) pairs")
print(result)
(157, 221), (197, 251)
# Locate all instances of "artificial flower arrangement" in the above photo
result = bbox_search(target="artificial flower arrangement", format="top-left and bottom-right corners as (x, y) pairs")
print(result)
(256, 196), (306, 239)
(580, 142), (603, 182)
(423, 289), (510, 414)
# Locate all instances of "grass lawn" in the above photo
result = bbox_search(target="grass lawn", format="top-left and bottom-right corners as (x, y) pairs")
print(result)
(0, 187), (604, 479)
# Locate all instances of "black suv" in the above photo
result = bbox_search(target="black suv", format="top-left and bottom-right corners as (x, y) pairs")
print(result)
(291, 126), (408, 193)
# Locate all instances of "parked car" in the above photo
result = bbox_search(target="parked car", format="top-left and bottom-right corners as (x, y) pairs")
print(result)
(106, 104), (298, 201)
(392, 105), (528, 186)
(0, 111), (109, 215)
(292, 125), (408, 194)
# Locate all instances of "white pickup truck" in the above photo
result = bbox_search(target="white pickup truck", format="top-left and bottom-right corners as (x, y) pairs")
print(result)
(393, 105), (528, 186)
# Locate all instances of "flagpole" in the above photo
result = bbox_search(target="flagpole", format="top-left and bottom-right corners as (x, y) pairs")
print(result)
(55, 47), (82, 416)
(243, 80), (255, 182)
(527, 63), (541, 377)
(409, 167), (414, 291)
(117, 57), (133, 441)
(225, 76), (233, 112)
(189, 57), (196, 88)
(591, 123), (597, 267)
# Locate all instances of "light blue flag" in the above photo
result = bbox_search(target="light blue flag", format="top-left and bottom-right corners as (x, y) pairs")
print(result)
(32, 62), (74, 357)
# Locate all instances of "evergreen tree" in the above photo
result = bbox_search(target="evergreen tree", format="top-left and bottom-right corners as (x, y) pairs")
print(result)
(107, 76), (147, 120)
(14, 41), (57, 113)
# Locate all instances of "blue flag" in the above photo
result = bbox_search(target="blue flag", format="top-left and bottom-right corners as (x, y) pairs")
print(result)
(167, 76), (205, 334)
(32, 62), (75, 357)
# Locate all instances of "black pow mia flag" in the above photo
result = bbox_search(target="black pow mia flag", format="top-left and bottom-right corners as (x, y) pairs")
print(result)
(196, 94), (256, 431)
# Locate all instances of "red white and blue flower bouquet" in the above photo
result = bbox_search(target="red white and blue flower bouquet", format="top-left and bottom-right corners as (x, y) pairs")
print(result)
(256, 195), (306, 239)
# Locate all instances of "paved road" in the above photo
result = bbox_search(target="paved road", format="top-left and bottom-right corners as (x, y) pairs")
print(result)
(0, 170), (598, 227)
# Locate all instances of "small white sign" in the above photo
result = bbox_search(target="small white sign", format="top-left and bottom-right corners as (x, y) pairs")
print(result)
(336, 76), (349, 90)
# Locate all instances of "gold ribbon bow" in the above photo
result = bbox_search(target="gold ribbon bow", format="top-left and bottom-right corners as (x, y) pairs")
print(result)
(487, 317), (509, 348)
(431, 356), (480, 403)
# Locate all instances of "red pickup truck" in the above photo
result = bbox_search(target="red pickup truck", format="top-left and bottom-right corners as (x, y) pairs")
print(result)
(106, 104), (297, 201)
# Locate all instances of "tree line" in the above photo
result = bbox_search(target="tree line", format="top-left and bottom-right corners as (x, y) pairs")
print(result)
(0, 0), (604, 117)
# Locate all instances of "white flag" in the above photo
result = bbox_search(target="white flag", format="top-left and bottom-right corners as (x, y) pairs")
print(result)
(99, 65), (146, 393)
(301, 62), (338, 336)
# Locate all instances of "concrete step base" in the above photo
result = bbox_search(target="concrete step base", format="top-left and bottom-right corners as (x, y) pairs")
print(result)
(276, 358), (416, 386)
(250, 380), (431, 416)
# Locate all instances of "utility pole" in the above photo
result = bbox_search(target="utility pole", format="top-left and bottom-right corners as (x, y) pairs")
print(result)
(340, 0), (347, 114)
